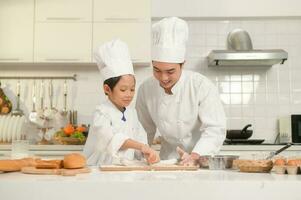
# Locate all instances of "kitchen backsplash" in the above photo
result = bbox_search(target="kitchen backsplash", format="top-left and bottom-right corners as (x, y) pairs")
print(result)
(1, 18), (301, 143)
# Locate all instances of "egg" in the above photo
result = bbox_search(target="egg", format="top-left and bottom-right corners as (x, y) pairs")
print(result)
(274, 159), (286, 166)
(287, 159), (298, 166)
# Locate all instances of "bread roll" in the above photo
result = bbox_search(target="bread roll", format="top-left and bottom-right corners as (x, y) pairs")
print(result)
(63, 153), (86, 169)
(0, 158), (36, 172)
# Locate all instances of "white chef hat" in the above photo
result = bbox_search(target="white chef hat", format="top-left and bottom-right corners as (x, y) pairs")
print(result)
(152, 17), (188, 63)
(94, 39), (134, 81)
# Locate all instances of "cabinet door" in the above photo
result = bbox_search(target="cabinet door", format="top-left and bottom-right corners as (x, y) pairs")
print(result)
(0, 0), (34, 62)
(93, 23), (150, 63)
(35, 0), (92, 22)
(94, 0), (150, 22)
(34, 23), (92, 62)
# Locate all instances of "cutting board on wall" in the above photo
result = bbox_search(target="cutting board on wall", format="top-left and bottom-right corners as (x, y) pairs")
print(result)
(21, 167), (91, 176)
(100, 165), (199, 171)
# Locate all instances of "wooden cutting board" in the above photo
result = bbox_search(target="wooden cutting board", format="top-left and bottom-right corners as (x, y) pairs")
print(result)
(100, 165), (199, 171)
(21, 167), (91, 176)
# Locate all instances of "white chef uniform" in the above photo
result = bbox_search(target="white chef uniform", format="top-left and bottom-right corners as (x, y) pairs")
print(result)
(136, 17), (226, 160)
(83, 39), (147, 166)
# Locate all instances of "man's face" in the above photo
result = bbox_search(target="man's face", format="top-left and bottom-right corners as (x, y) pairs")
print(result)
(152, 61), (182, 91)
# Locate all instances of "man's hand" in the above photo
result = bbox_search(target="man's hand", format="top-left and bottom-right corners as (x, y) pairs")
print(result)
(176, 147), (200, 166)
(141, 145), (160, 164)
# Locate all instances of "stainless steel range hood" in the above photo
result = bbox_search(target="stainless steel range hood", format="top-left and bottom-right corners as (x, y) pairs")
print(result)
(207, 29), (288, 67)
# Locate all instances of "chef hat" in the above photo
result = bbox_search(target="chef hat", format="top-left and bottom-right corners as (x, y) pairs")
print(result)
(152, 17), (188, 63)
(94, 39), (134, 81)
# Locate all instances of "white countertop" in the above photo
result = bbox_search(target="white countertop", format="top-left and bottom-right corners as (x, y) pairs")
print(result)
(1, 144), (301, 151)
(1, 168), (301, 200)
(1, 144), (301, 159)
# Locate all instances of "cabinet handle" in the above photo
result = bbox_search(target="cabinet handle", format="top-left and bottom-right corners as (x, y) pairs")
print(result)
(45, 58), (80, 61)
(46, 17), (82, 21)
(104, 18), (141, 22)
(0, 58), (21, 61)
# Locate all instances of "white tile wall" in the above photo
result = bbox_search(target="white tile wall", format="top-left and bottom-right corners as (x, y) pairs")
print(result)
(1, 18), (301, 143)
(185, 18), (301, 143)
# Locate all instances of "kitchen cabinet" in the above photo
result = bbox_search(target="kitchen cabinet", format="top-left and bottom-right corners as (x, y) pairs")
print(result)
(0, 0), (150, 64)
(93, 23), (151, 63)
(35, 0), (92, 22)
(0, 0), (34, 62)
(34, 23), (92, 62)
(94, 0), (150, 22)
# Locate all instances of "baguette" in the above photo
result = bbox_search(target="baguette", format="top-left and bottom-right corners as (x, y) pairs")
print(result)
(0, 158), (37, 172)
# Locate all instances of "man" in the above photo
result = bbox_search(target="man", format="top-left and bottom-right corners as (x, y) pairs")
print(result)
(136, 17), (226, 166)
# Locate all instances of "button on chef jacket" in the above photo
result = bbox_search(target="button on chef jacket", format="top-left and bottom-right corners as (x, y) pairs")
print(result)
(136, 70), (226, 160)
(83, 99), (147, 166)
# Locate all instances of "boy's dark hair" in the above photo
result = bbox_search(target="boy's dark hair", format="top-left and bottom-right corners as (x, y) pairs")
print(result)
(103, 76), (122, 92)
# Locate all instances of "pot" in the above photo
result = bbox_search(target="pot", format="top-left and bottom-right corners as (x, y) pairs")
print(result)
(226, 124), (253, 140)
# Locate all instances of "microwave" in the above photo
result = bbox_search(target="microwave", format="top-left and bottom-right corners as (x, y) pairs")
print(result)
(279, 115), (301, 143)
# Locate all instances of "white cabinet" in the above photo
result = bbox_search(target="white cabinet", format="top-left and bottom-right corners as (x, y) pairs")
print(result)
(93, 23), (150, 62)
(35, 0), (92, 22)
(34, 23), (92, 62)
(0, 0), (150, 64)
(94, 0), (150, 22)
(0, 0), (34, 62)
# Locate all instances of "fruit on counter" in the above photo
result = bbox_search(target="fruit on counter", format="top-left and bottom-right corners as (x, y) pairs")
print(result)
(63, 153), (86, 169)
(76, 125), (86, 132)
(274, 158), (286, 166)
(63, 124), (75, 135)
(0, 88), (12, 114)
(53, 124), (87, 145)
(70, 131), (85, 142)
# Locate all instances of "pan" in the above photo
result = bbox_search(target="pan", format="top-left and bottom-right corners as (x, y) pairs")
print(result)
(226, 124), (253, 140)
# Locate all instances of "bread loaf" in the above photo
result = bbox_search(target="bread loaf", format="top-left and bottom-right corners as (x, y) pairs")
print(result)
(0, 158), (36, 172)
(63, 153), (86, 169)
(36, 159), (63, 169)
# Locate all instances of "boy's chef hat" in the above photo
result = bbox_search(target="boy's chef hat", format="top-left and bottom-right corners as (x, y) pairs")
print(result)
(94, 39), (134, 81)
(152, 17), (188, 63)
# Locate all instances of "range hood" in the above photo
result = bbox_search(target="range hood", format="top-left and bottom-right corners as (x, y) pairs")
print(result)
(207, 29), (288, 67)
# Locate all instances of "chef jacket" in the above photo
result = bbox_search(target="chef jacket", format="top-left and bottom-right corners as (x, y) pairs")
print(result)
(83, 99), (147, 166)
(136, 70), (226, 159)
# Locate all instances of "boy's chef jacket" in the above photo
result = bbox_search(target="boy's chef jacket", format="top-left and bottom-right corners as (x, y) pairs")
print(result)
(84, 100), (147, 166)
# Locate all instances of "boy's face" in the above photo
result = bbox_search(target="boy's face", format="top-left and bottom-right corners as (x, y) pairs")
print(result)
(152, 61), (182, 92)
(104, 75), (135, 109)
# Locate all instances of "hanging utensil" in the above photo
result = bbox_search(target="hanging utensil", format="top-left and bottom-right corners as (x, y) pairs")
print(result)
(11, 81), (23, 116)
(73, 110), (77, 125)
(266, 143), (293, 160)
(69, 110), (73, 125)
(29, 81), (38, 124)
(40, 80), (45, 111)
(55, 80), (69, 128)
(44, 80), (57, 119)
(60, 80), (68, 116)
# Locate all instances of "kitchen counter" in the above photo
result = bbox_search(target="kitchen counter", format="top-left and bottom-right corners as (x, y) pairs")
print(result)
(1, 144), (301, 151)
(1, 168), (301, 200)
(1, 144), (301, 158)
